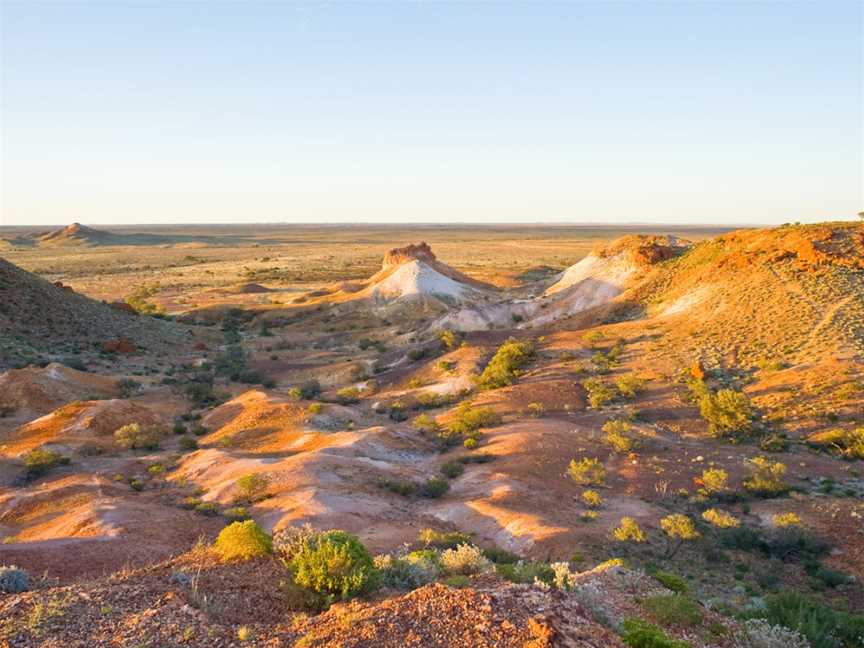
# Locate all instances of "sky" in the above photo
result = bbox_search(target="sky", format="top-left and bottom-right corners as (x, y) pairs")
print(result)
(1, 1), (861, 226)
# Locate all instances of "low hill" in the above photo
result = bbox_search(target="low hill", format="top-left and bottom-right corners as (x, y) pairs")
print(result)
(0, 256), (188, 369)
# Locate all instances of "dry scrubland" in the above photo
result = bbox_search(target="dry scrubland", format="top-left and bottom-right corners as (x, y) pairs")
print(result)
(1, 222), (863, 648)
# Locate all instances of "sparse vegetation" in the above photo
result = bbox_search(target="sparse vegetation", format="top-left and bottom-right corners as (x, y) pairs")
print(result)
(699, 388), (754, 438)
(568, 457), (606, 485)
(0, 565), (29, 593)
(23, 448), (70, 477)
(113, 423), (166, 450)
(613, 517), (647, 543)
(214, 520), (273, 561)
(476, 338), (535, 390)
(743, 456), (788, 496)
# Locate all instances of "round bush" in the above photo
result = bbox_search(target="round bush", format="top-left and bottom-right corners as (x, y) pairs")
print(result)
(0, 565), (29, 593)
(291, 530), (377, 599)
(214, 520), (272, 561)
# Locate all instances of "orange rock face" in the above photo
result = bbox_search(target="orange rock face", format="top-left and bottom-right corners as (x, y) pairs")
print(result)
(381, 242), (437, 268)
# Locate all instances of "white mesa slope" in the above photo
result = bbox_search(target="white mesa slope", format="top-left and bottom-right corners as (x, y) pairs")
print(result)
(369, 260), (476, 303)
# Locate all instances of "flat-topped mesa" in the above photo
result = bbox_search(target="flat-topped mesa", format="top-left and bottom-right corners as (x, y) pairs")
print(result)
(382, 242), (437, 268)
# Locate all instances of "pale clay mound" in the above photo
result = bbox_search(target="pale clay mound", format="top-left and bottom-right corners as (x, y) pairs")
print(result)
(369, 259), (473, 301)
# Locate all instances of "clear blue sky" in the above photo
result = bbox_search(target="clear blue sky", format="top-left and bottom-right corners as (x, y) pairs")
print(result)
(1, 1), (861, 226)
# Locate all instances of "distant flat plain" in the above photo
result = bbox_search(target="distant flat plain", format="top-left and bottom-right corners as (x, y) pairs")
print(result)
(0, 224), (736, 302)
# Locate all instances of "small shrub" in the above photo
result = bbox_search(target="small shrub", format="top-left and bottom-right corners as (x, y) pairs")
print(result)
(418, 528), (472, 549)
(374, 553), (439, 590)
(603, 418), (638, 453)
(446, 402), (500, 437)
(335, 387), (360, 404)
(581, 489), (603, 508)
(718, 526), (763, 552)
(235, 473), (271, 503)
(114, 423), (166, 450)
(444, 574), (470, 588)
(440, 461), (465, 479)
(613, 517), (647, 543)
(743, 456), (788, 496)
(699, 388), (754, 438)
(439, 543), (490, 575)
(482, 547), (520, 564)
(273, 523), (318, 563)
(526, 402), (545, 418)
(290, 530), (377, 599)
(583, 378), (616, 409)
(439, 329), (458, 349)
(621, 618), (690, 648)
(214, 520), (273, 561)
(616, 374), (646, 399)
(643, 594), (702, 627)
(661, 514), (700, 558)
(420, 478), (450, 499)
(755, 591), (864, 648)
(772, 512), (801, 528)
(178, 435), (198, 451)
(23, 448), (70, 477)
(496, 560), (554, 585)
(412, 413), (440, 434)
(698, 467), (729, 495)
(702, 508), (740, 529)
(568, 457), (606, 485)
(223, 506), (250, 521)
(651, 570), (689, 594)
(734, 618), (810, 648)
(0, 565), (29, 593)
(476, 338), (535, 390)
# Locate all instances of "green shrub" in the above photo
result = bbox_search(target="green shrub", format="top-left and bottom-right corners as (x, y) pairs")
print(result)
(223, 506), (250, 521)
(643, 594), (702, 627)
(568, 457), (605, 485)
(440, 461), (465, 479)
(114, 423), (166, 450)
(23, 448), (70, 477)
(374, 553), (439, 590)
(616, 374), (646, 399)
(651, 570), (689, 594)
(418, 528), (472, 549)
(439, 543), (491, 575)
(582, 378), (616, 409)
(235, 473), (271, 503)
(613, 517), (647, 543)
(178, 435), (198, 451)
(443, 574), (470, 588)
(699, 389), (754, 438)
(621, 618), (691, 647)
(378, 478), (417, 496)
(476, 338), (535, 390)
(754, 591), (864, 648)
(743, 456), (788, 496)
(420, 478), (450, 498)
(290, 530), (377, 599)
(495, 561), (554, 585)
(336, 387), (360, 404)
(214, 520), (273, 561)
(482, 547), (520, 564)
(446, 402), (501, 437)
(412, 413), (440, 434)
(603, 418), (639, 453)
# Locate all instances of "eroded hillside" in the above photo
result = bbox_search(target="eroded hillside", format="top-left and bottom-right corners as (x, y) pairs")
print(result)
(1, 223), (863, 648)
